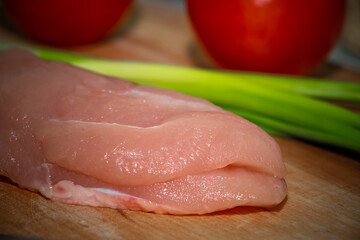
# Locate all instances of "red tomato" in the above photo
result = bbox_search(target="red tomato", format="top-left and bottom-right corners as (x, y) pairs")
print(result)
(187, 0), (345, 75)
(2, 0), (134, 46)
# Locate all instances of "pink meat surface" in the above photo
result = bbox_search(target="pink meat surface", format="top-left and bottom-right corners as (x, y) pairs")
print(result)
(0, 49), (287, 214)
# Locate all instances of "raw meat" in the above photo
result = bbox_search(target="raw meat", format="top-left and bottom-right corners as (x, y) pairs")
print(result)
(0, 49), (287, 214)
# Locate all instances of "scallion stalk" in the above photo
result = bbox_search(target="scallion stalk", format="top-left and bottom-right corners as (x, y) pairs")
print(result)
(225, 107), (360, 152)
(1, 42), (359, 152)
(66, 60), (360, 129)
(228, 72), (360, 103)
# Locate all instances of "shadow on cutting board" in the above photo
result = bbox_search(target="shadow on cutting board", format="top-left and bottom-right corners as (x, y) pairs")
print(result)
(204, 196), (288, 217)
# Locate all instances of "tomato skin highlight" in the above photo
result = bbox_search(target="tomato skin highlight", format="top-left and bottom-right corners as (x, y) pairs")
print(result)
(187, 0), (346, 75)
(2, 0), (134, 46)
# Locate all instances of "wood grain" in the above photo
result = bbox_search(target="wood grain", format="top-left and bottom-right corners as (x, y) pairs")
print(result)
(0, 1), (359, 239)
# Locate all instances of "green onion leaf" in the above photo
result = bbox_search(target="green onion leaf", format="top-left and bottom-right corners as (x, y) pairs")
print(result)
(1, 41), (359, 152)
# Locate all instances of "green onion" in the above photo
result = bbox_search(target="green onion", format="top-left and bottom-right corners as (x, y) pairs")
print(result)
(225, 107), (360, 152)
(1, 42), (359, 152)
(228, 72), (360, 103)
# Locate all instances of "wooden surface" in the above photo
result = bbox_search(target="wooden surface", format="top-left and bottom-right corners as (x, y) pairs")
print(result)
(0, 1), (359, 239)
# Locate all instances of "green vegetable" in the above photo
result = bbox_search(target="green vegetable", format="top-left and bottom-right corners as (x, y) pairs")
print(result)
(1, 42), (360, 152)
(225, 107), (360, 152)
(228, 72), (360, 103)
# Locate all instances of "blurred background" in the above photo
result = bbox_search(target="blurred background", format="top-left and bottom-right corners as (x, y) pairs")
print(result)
(0, 0), (359, 74)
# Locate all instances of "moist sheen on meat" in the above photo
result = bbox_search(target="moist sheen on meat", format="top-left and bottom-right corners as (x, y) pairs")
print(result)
(0, 49), (287, 215)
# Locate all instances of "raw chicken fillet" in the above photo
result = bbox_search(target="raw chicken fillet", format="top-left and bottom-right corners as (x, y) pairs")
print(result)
(0, 49), (287, 214)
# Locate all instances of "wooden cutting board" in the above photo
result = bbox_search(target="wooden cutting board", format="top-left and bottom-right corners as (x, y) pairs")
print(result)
(0, 1), (359, 239)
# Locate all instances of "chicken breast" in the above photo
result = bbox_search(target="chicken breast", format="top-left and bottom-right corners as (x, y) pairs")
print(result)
(0, 49), (287, 214)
